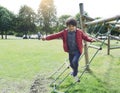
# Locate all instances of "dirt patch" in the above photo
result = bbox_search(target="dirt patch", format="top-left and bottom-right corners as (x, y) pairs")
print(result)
(0, 78), (31, 93)
(30, 74), (52, 93)
(0, 74), (52, 93)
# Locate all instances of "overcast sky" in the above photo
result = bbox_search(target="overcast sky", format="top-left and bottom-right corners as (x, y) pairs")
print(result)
(0, 0), (120, 18)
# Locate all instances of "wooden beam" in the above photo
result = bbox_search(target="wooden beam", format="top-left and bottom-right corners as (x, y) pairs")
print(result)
(108, 25), (120, 32)
(85, 15), (120, 26)
(88, 45), (102, 50)
(107, 21), (120, 24)
(83, 15), (94, 21)
(95, 39), (108, 46)
(109, 35), (120, 41)
(110, 46), (120, 49)
(89, 35), (108, 45)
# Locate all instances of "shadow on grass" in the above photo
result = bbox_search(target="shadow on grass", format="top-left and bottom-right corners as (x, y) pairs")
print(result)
(89, 70), (106, 84)
(57, 70), (109, 93)
(49, 54), (119, 93)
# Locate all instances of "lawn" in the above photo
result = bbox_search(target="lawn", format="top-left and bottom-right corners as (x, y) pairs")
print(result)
(0, 39), (120, 93)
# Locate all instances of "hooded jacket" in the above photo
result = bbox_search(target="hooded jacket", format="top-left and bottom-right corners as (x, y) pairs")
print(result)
(45, 28), (93, 54)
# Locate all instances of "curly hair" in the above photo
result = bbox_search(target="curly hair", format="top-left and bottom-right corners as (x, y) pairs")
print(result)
(66, 17), (77, 26)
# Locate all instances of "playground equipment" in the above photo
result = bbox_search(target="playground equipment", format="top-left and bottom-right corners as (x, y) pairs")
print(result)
(49, 3), (120, 93)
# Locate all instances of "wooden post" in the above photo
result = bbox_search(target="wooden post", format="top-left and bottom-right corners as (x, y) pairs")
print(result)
(107, 28), (110, 55)
(79, 3), (90, 71)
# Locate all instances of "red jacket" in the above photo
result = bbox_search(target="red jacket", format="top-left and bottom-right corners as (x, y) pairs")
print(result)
(46, 28), (93, 54)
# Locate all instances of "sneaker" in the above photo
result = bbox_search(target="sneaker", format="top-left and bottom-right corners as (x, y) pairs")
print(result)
(74, 76), (80, 82)
(70, 72), (74, 76)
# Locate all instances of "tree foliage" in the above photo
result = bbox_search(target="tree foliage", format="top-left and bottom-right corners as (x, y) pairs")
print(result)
(17, 5), (36, 36)
(57, 15), (71, 31)
(0, 3), (119, 38)
(0, 6), (15, 39)
(38, 0), (57, 35)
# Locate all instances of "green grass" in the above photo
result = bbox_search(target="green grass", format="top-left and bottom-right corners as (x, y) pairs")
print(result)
(0, 39), (120, 93)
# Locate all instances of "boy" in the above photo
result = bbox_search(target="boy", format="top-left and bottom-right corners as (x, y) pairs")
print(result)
(41, 17), (96, 82)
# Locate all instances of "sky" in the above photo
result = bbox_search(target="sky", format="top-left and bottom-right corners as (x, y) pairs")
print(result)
(0, 0), (120, 18)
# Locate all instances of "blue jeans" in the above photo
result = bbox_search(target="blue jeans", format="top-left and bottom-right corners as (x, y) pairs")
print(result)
(69, 51), (81, 77)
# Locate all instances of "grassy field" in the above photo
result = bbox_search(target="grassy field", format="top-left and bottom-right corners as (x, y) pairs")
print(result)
(0, 39), (120, 93)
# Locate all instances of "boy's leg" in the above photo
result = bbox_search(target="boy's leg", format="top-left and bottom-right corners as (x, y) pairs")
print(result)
(72, 51), (80, 77)
(69, 54), (74, 73)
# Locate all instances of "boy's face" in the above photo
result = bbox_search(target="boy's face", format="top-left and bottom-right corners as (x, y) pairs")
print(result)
(67, 25), (76, 31)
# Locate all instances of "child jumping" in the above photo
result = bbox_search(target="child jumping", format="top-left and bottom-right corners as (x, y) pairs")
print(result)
(41, 17), (96, 82)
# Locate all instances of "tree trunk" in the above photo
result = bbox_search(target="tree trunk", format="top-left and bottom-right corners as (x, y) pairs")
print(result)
(1, 31), (4, 39)
(5, 31), (7, 39)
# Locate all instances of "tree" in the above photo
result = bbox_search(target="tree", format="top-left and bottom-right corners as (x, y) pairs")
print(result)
(0, 6), (15, 39)
(38, 0), (57, 35)
(75, 13), (81, 28)
(57, 15), (71, 31)
(17, 5), (36, 37)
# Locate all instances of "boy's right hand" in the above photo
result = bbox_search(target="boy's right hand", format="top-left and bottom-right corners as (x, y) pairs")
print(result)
(91, 39), (96, 42)
(41, 37), (46, 41)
